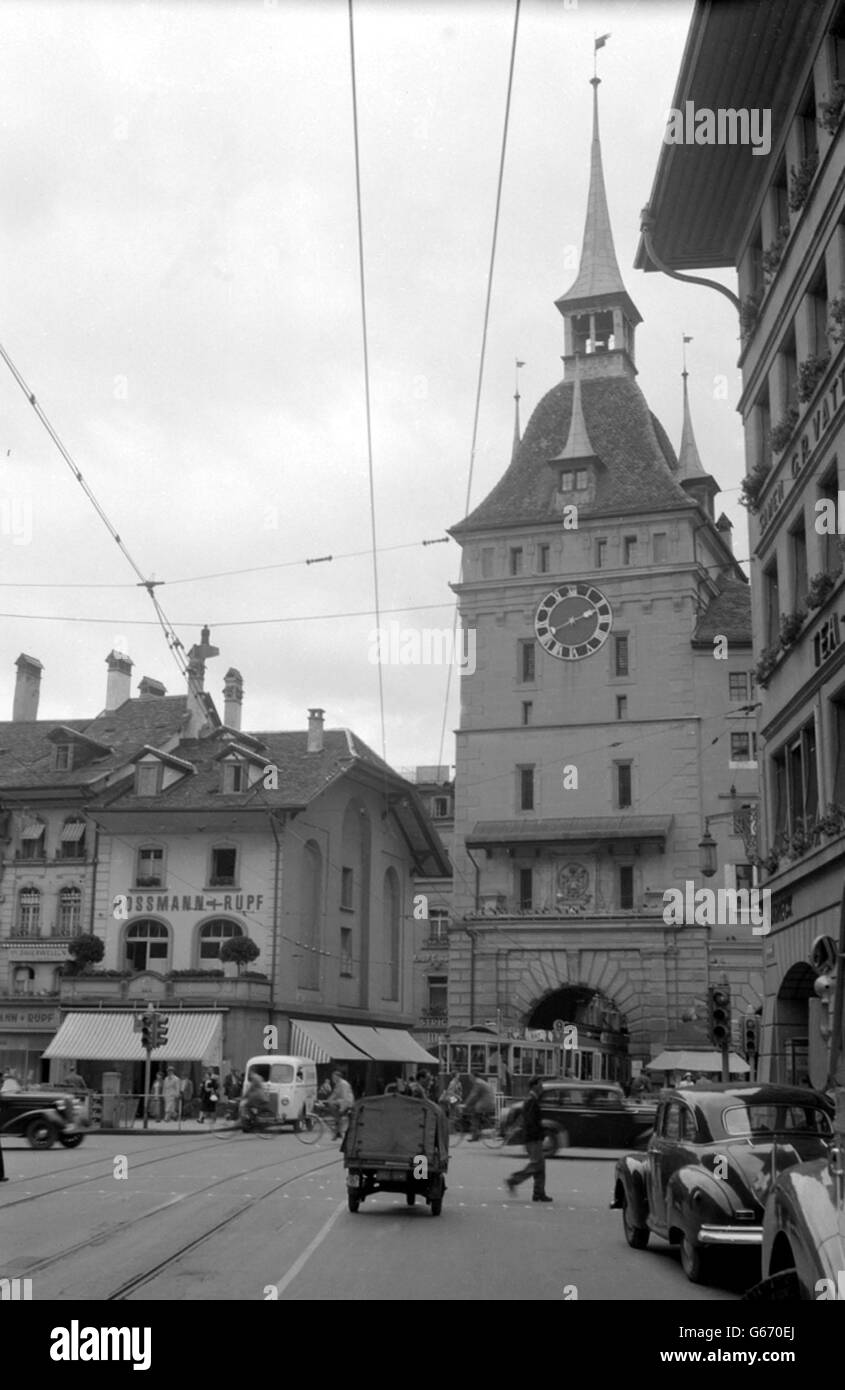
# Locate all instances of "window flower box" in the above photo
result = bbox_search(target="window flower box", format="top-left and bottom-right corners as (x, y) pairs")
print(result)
(789, 151), (819, 212)
(797, 352), (831, 403)
(761, 224), (790, 282)
(740, 459), (772, 512)
(770, 406), (800, 456)
(817, 82), (845, 134)
(779, 608), (807, 650)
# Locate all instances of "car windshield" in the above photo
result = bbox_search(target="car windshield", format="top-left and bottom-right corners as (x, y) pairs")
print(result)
(722, 1103), (832, 1139)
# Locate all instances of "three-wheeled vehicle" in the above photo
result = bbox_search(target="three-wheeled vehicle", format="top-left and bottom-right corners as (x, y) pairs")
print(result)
(344, 1093), (449, 1215)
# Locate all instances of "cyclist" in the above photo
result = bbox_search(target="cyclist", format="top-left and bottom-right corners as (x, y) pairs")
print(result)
(327, 1068), (355, 1140)
(464, 1073), (496, 1142)
(239, 1069), (269, 1123)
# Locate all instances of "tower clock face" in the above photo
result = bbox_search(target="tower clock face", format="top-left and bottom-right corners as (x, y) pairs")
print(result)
(534, 582), (613, 661)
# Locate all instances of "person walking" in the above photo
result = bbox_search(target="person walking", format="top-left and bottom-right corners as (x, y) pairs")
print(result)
(199, 1070), (220, 1126)
(150, 1069), (165, 1121)
(506, 1077), (552, 1203)
(180, 1072), (194, 1120)
(163, 1066), (181, 1122)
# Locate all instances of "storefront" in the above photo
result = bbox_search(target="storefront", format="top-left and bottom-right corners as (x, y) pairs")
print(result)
(289, 1018), (438, 1095)
(0, 1001), (62, 1084)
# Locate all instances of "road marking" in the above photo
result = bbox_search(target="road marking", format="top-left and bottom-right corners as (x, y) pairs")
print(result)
(274, 1201), (346, 1298)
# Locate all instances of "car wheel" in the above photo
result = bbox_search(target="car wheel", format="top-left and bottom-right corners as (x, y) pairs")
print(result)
(680, 1234), (710, 1284)
(26, 1118), (57, 1150)
(58, 1133), (84, 1148)
(622, 1199), (649, 1250)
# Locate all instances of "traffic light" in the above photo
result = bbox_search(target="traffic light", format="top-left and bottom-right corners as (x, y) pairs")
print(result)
(707, 986), (731, 1048)
(148, 1014), (160, 1050)
(743, 1015), (759, 1056)
(140, 1013), (153, 1050)
(156, 1014), (169, 1048)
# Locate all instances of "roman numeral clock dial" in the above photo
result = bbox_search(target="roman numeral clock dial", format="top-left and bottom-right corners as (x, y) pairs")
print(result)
(534, 583), (613, 661)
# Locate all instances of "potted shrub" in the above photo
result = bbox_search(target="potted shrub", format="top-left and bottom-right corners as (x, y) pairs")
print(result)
(739, 459), (772, 512)
(806, 571), (836, 609)
(818, 82), (845, 134)
(740, 291), (762, 338)
(789, 150), (819, 212)
(779, 608), (807, 649)
(829, 295), (845, 345)
(219, 936), (261, 975)
(770, 405), (800, 455)
(761, 224), (790, 282)
(797, 352), (831, 402)
(753, 644), (781, 687)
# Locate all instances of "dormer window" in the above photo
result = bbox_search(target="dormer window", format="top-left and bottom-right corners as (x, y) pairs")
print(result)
(559, 469), (588, 492)
(54, 744), (73, 771)
(222, 761), (247, 793)
(135, 763), (162, 797)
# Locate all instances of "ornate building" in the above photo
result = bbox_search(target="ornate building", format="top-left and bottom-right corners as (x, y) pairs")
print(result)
(446, 76), (762, 1082)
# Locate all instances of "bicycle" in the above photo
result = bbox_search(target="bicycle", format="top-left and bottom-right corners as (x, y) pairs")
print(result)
(294, 1103), (347, 1147)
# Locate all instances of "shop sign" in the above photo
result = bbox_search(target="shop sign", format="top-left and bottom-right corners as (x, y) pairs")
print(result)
(0, 1007), (60, 1029)
(119, 891), (264, 915)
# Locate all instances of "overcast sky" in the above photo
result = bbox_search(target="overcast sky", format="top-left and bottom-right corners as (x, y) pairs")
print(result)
(0, 0), (746, 772)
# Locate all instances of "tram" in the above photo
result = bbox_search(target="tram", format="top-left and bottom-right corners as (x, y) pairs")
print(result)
(436, 1026), (629, 1098)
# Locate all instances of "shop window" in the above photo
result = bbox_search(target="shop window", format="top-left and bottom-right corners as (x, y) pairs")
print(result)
(125, 919), (169, 972)
(199, 918), (243, 963)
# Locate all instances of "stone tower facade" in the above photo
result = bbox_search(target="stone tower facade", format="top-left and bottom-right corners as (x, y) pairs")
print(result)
(447, 79), (762, 1079)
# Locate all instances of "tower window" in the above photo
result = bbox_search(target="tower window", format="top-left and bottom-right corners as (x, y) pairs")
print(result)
(615, 762), (632, 809)
(623, 536), (637, 565)
(538, 544), (551, 573)
(729, 672), (749, 701)
(575, 469), (588, 490)
(653, 533), (668, 563)
(619, 865), (634, 910)
(519, 640), (536, 683)
(596, 538), (608, 568)
(481, 547), (494, 578)
(560, 472), (574, 492)
(509, 547), (524, 576)
(518, 867), (533, 910)
(616, 695), (627, 720)
(614, 635), (629, 677)
(522, 701), (533, 725)
(519, 767), (535, 811)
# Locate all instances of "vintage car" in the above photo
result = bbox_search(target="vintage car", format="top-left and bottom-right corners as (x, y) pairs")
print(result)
(611, 1084), (833, 1285)
(756, 1091), (845, 1299)
(500, 1081), (657, 1153)
(0, 1086), (88, 1149)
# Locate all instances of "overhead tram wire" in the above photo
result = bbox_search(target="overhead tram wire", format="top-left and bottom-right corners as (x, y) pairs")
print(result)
(0, 341), (206, 708)
(348, 0), (387, 764)
(436, 0), (521, 773)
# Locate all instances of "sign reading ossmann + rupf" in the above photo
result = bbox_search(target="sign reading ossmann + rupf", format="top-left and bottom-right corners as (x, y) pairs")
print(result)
(115, 891), (265, 917)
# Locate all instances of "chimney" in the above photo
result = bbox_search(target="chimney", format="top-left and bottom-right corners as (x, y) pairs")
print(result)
(716, 512), (734, 553)
(307, 708), (325, 753)
(13, 653), (43, 721)
(223, 668), (244, 731)
(185, 626), (219, 736)
(138, 677), (167, 699)
(105, 650), (133, 711)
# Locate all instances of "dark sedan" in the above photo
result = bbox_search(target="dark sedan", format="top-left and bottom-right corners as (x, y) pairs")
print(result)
(611, 1084), (833, 1285)
(0, 1087), (88, 1149)
(501, 1081), (657, 1153)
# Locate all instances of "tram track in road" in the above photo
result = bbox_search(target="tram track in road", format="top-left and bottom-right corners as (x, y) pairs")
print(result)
(0, 1126), (301, 1211)
(106, 1153), (342, 1300)
(10, 1146), (343, 1284)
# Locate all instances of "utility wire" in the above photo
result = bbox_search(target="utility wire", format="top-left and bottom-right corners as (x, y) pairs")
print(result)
(348, 0), (387, 763)
(437, 0), (521, 771)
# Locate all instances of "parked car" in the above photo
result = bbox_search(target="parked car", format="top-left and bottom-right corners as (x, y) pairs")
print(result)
(611, 1083), (833, 1285)
(500, 1081), (656, 1153)
(0, 1086), (89, 1150)
(755, 1121), (845, 1299)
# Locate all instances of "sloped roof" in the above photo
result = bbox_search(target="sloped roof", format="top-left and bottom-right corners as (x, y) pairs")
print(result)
(451, 374), (690, 534)
(692, 578), (752, 646)
(0, 696), (188, 792)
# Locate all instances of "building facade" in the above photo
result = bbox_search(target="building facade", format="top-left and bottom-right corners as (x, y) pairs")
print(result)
(446, 75), (763, 1082)
(638, 0), (845, 1086)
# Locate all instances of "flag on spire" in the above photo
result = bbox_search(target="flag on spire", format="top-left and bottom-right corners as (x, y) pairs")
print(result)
(683, 334), (693, 344)
(595, 33), (611, 50)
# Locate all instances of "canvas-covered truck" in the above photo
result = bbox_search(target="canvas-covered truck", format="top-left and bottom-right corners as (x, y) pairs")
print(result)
(343, 1093), (449, 1215)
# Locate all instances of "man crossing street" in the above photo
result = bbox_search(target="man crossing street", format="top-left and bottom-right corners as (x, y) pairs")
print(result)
(505, 1077), (552, 1203)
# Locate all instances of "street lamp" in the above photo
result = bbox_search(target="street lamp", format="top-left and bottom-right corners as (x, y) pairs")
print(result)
(698, 798), (759, 880)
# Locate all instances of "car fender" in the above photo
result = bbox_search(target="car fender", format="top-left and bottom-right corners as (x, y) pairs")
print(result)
(1, 1106), (61, 1135)
(666, 1166), (737, 1237)
(612, 1154), (649, 1225)
(763, 1159), (842, 1291)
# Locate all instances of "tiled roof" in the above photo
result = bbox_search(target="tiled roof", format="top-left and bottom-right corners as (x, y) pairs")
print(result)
(451, 375), (690, 534)
(692, 578), (752, 645)
(0, 697), (188, 792)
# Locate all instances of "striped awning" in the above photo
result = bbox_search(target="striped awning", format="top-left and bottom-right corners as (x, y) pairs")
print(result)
(43, 1011), (222, 1064)
(647, 1050), (750, 1075)
(289, 1020), (370, 1064)
(336, 1025), (437, 1065)
(20, 821), (45, 840)
(60, 821), (86, 842)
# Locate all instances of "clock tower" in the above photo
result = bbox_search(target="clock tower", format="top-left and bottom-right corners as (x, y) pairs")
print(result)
(446, 76), (761, 1081)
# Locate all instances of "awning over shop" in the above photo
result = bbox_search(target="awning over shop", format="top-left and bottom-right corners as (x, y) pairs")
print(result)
(289, 1020), (371, 1064)
(290, 1019), (438, 1066)
(43, 1011), (222, 1064)
(647, 1050), (750, 1075)
(335, 1025), (436, 1065)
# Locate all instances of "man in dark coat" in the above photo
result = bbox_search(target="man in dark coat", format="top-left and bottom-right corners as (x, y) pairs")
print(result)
(505, 1077), (552, 1202)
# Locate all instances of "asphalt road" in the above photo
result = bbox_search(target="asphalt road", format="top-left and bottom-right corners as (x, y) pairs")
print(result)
(0, 1131), (755, 1301)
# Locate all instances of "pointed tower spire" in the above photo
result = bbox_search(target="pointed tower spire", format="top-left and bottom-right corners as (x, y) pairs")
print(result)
(555, 69), (641, 367)
(676, 343), (720, 520)
(512, 359), (524, 462)
(556, 355), (596, 462)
